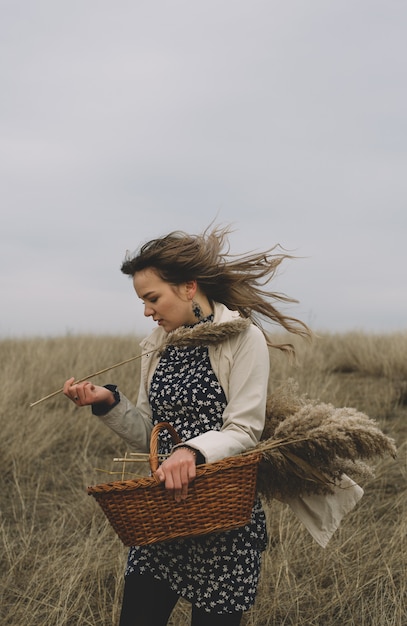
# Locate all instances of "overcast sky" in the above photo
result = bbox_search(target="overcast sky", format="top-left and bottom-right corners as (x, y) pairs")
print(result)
(1, 0), (406, 339)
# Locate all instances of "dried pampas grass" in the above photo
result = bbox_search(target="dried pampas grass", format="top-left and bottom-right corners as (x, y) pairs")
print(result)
(256, 380), (397, 500)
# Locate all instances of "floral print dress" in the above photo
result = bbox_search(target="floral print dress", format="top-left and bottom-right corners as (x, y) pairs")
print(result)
(125, 321), (267, 613)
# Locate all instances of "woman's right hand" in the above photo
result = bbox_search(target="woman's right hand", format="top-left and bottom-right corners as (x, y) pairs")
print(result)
(154, 448), (197, 503)
(63, 377), (116, 408)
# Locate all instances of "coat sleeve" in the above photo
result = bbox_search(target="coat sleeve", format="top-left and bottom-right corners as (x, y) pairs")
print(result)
(96, 381), (153, 453)
(177, 325), (269, 463)
(284, 475), (364, 547)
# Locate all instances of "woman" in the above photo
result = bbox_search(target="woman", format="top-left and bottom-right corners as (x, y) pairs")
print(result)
(64, 226), (310, 626)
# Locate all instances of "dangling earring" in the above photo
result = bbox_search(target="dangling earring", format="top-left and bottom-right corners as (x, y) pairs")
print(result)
(192, 299), (203, 321)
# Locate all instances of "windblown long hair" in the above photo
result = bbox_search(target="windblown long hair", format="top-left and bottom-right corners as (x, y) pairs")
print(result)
(121, 225), (311, 350)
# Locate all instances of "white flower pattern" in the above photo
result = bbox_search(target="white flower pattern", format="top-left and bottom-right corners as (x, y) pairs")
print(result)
(125, 318), (267, 613)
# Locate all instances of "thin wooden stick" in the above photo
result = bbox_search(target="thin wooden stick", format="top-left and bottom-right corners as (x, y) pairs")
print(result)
(29, 321), (247, 408)
(121, 452), (127, 481)
(94, 468), (144, 478)
(29, 350), (154, 407)
(113, 454), (170, 462)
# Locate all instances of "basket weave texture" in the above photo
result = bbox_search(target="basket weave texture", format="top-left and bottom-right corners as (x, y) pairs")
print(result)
(87, 422), (261, 546)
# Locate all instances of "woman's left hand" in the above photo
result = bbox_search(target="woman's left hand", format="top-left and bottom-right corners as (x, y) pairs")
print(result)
(155, 448), (196, 503)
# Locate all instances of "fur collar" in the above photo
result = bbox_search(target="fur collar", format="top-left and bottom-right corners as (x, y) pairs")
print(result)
(158, 318), (251, 354)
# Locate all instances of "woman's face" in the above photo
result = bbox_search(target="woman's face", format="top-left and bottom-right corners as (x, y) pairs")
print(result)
(133, 268), (197, 332)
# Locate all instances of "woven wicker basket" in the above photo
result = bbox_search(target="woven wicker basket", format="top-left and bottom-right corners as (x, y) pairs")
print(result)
(87, 422), (261, 546)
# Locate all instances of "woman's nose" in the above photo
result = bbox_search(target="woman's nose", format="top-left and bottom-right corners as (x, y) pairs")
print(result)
(144, 304), (154, 317)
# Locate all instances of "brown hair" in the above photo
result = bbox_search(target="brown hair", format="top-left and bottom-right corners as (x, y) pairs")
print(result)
(121, 225), (311, 350)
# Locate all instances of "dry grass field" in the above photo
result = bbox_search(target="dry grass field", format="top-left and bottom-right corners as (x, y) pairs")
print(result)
(1, 331), (406, 625)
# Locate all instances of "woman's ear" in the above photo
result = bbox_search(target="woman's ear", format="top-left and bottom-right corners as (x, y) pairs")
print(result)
(185, 280), (197, 300)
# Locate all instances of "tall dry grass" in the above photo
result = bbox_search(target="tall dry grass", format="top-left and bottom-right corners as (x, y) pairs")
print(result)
(0, 331), (406, 625)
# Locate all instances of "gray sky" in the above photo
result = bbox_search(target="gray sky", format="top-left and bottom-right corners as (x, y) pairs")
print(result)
(1, 0), (406, 338)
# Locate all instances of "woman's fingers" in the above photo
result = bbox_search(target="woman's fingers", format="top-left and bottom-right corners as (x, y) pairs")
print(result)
(63, 377), (76, 397)
(62, 378), (97, 406)
(171, 459), (190, 502)
(155, 450), (196, 502)
(63, 377), (80, 403)
(78, 381), (96, 404)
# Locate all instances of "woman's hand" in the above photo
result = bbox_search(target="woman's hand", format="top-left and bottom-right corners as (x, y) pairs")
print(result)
(63, 377), (116, 407)
(155, 448), (197, 503)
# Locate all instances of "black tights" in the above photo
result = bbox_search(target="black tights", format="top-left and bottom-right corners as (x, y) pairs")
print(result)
(119, 573), (243, 626)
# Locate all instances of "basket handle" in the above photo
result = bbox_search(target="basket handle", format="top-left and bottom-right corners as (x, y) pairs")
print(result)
(149, 422), (182, 472)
